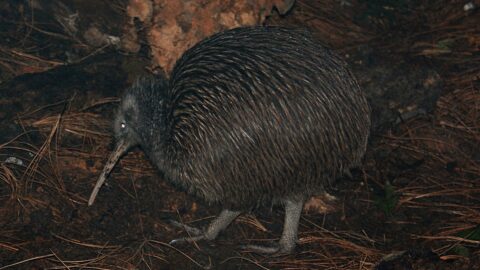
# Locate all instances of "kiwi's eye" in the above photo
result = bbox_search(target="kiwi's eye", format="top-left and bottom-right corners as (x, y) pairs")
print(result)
(120, 122), (126, 129)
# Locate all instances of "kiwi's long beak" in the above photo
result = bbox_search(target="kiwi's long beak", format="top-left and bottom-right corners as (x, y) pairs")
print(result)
(88, 139), (130, 206)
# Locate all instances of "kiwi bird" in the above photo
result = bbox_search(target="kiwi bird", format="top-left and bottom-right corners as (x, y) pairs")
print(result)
(88, 26), (371, 254)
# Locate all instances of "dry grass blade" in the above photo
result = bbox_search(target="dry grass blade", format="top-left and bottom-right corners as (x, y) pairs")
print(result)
(299, 236), (378, 257)
(0, 254), (56, 270)
(148, 240), (208, 269)
(0, 242), (19, 253)
(51, 233), (122, 249)
(22, 113), (63, 193)
(0, 46), (64, 76)
(30, 112), (110, 139)
(412, 235), (480, 245)
(236, 214), (269, 232)
(221, 256), (270, 270)
(80, 97), (120, 111)
(0, 164), (20, 200)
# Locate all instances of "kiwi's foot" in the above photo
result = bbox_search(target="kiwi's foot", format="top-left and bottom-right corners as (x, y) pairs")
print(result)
(168, 220), (206, 244)
(168, 209), (241, 245)
(240, 241), (295, 255)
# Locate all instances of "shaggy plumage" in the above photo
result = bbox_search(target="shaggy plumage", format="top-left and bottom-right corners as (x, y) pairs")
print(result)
(89, 26), (370, 254)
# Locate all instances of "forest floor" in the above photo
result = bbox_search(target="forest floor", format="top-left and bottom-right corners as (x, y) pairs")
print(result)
(0, 0), (479, 269)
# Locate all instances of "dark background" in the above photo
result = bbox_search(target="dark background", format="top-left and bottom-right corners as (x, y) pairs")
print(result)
(0, 0), (479, 269)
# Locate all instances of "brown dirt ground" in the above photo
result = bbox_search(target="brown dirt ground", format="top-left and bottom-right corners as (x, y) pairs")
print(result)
(0, 0), (479, 269)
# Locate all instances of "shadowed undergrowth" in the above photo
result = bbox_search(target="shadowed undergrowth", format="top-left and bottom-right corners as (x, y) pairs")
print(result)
(1, 0), (479, 269)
